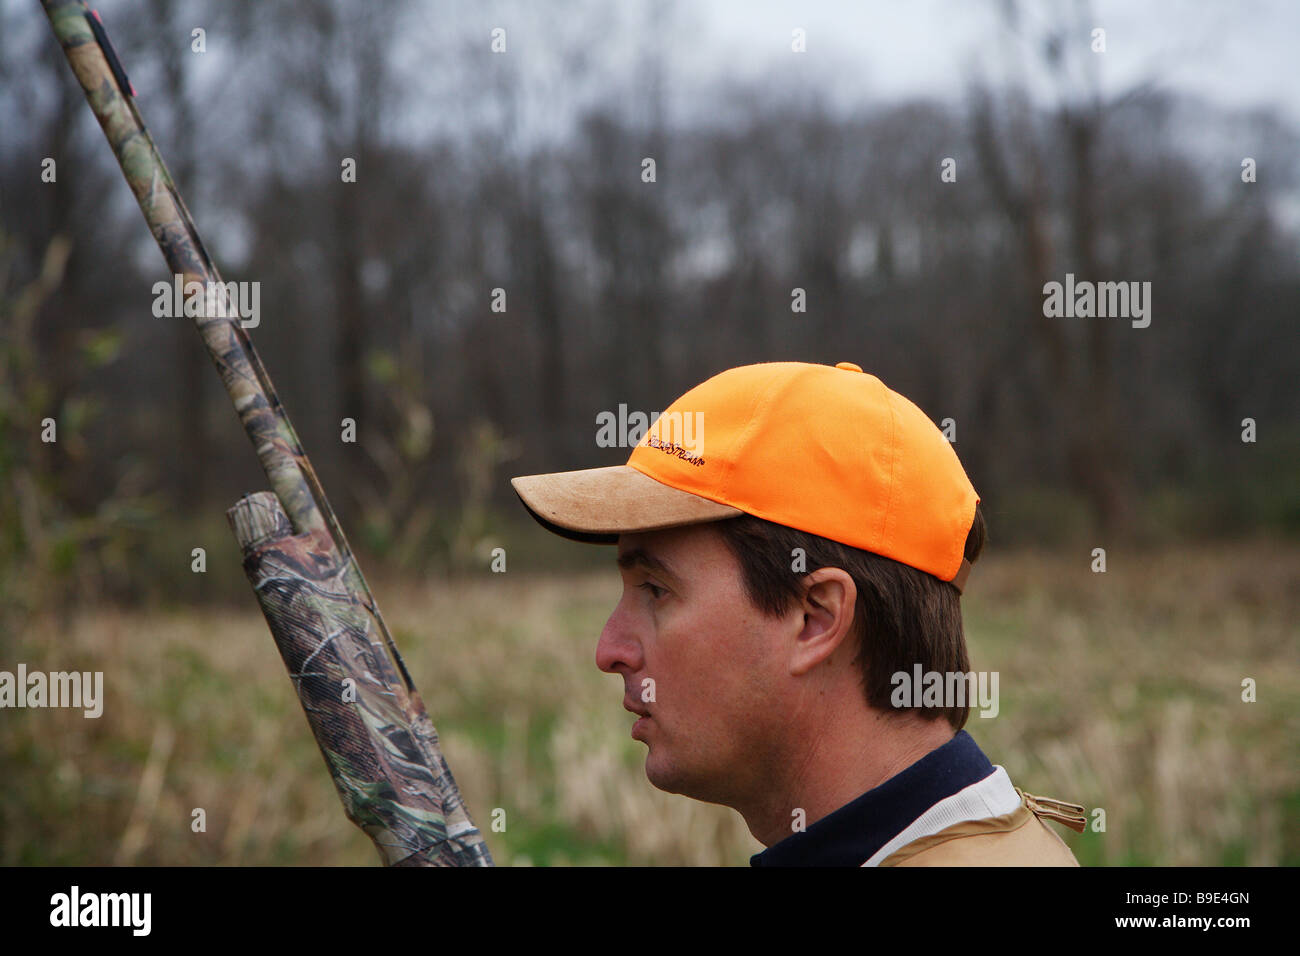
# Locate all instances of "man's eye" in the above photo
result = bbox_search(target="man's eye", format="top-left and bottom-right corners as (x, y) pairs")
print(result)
(638, 582), (666, 599)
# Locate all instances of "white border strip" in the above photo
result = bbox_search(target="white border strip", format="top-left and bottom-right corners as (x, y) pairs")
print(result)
(861, 765), (1023, 867)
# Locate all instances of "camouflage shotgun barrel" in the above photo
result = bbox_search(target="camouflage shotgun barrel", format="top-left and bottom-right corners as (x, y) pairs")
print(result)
(39, 0), (492, 867)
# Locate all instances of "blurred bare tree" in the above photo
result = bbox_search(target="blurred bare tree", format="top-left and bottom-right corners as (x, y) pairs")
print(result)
(2, 0), (1296, 602)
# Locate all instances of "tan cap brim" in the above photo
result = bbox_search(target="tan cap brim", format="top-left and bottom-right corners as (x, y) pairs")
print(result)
(511, 465), (743, 543)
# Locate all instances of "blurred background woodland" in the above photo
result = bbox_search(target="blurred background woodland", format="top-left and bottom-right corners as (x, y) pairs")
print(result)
(1, 0), (1297, 865)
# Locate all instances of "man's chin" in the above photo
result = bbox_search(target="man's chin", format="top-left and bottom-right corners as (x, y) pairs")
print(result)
(643, 751), (731, 806)
(643, 753), (687, 796)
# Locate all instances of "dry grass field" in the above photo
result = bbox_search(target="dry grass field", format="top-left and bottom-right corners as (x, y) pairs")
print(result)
(2, 541), (1297, 866)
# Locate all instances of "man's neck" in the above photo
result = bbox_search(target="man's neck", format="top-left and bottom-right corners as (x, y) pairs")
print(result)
(742, 711), (957, 848)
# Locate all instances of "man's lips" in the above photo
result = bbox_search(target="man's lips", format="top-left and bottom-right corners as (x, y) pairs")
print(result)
(625, 699), (652, 741)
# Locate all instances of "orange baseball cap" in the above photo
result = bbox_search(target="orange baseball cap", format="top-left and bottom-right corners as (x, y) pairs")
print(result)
(510, 361), (980, 592)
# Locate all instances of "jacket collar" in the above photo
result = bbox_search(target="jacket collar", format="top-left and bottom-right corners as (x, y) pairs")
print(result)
(749, 729), (995, 867)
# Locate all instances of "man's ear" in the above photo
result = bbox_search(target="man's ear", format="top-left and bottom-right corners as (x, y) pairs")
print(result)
(789, 567), (857, 676)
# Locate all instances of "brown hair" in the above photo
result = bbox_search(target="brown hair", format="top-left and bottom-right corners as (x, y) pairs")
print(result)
(713, 504), (986, 731)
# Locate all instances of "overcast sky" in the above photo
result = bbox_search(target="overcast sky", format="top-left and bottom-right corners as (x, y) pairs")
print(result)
(367, 0), (1300, 161)
(682, 0), (1300, 123)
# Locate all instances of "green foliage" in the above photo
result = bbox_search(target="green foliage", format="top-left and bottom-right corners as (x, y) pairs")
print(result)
(0, 231), (177, 623)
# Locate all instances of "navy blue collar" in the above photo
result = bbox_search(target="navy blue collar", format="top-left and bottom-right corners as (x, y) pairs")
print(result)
(749, 729), (995, 867)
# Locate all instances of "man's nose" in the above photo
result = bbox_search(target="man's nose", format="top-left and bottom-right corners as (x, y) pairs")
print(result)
(596, 597), (643, 675)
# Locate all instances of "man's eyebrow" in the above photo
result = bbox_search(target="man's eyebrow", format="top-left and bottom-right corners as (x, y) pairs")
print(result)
(616, 547), (678, 581)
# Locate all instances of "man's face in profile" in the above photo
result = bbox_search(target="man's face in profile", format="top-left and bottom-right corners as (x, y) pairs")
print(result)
(597, 524), (793, 809)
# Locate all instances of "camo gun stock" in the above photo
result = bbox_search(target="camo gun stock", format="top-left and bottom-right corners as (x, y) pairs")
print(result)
(39, 0), (492, 867)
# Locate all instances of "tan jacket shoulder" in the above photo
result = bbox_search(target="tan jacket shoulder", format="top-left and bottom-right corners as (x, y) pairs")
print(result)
(879, 791), (1083, 867)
